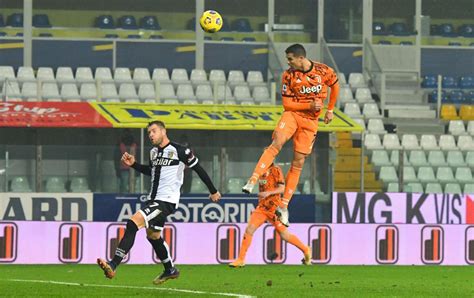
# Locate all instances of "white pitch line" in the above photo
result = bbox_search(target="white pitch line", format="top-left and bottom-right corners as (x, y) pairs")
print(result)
(7, 279), (254, 298)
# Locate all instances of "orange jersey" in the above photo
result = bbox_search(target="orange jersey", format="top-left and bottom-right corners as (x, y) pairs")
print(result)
(281, 61), (338, 120)
(257, 165), (285, 212)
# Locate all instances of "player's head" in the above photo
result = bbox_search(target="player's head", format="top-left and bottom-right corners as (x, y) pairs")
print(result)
(147, 120), (167, 146)
(285, 44), (307, 70)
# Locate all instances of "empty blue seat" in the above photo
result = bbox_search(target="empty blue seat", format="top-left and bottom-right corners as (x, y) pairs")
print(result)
(39, 32), (53, 37)
(220, 37), (234, 41)
(430, 90), (448, 103)
(95, 15), (115, 29)
(0, 15), (4, 27)
(458, 24), (473, 37)
(390, 22), (410, 36)
(231, 18), (252, 32)
(149, 34), (163, 39)
(105, 34), (119, 38)
(449, 90), (464, 103)
(470, 42), (474, 47)
(220, 18), (231, 32)
(378, 40), (391, 45)
(400, 41), (413, 45)
(459, 76), (474, 89)
(242, 37), (256, 42)
(33, 14), (51, 28)
(422, 75), (437, 88)
(442, 76), (457, 88)
(439, 23), (456, 37)
(15, 32), (23, 37)
(448, 42), (462, 46)
(7, 13), (23, 27)
(140, 16), (160, 30)
(127, 34), (141, 39)
(466, 91), (474, 102)
(119, 15), (138, 29)
(0, 32), (6, 36)
(373, 22), (386, 35)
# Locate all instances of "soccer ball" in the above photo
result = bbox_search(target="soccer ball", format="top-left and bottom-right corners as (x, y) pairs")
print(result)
(199, 10), (223, 33)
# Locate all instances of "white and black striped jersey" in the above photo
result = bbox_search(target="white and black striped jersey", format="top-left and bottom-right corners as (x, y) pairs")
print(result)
(133, 142), (198, 205)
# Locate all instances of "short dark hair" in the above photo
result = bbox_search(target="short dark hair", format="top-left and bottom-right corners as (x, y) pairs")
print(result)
(285, 44), (306, 57)
(147, 120), (166, 129)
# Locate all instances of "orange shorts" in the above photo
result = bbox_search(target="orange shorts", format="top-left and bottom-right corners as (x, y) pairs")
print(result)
(273, 111), (318, 155)
(248, 207), (286, 233)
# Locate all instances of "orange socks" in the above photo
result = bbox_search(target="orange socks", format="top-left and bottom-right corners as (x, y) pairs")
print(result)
(281, 165), (302, 208)
(237, 233), (253, 261)
(249, 145), (280, 184)
(287, 234), (309, 253)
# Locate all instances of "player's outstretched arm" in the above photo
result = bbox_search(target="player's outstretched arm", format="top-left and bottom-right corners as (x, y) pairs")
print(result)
(258, 184), (285, 199)
(191, 163), (221, 202)
(324, 81), (340, 124)
(122, 152), (151, 176)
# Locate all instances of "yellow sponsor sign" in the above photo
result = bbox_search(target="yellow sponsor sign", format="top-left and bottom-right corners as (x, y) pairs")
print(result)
(91, 103), (363, 131)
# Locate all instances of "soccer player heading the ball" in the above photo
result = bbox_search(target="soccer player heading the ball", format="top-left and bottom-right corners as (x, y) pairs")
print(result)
(242, 43), (339, 227)
(97, 120), (221, 285)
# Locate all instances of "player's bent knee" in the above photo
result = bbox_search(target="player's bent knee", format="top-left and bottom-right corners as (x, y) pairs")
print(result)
(279, 230), (290, 241)
(131, 212), (146, 229)
(146, 229), (161, 240)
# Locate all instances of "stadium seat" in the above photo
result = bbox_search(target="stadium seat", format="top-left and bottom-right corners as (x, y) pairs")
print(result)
(446, 151), (465, 168)
(403, 166), (418, 183)
(467, 91), (474, 102)
(42, 83), (60, 100)
(105, 34), (118, 38)
(76, 67), (94, 83)
(418, 167), (437, 184)
(100, 84), (119, 101)
(118, 15), (138, 29)
(448, 42), (462, 46)
(389, 22), (410, 36)
(448, 120), (466, 136)
(70, 177), (91, 192)
(408, 151), (428, 168)
(17, 66), (35, 83)
(449, 90), (464, 103)
(95, 67), (113, 82)
(33, 14), (51, 28)
(10, 176), (32, 192)
(421, 75), (437, 88)
(7, 13), (23, 27)
(343, 103), (363, 119)
(420, 134), (439, 150)
(372, 22), (386, 35)
(149, 35), (163, 39)
(439, 23), (456, 37)
(459, 76), (474, 89)
(227, 178), (244, 193)
(404, 183), (424, 193)
(195, 84), (214, 102)
(119, 84), (139, 100)
(209, 69), (226, 84)
(355, 88), (373, 103)
(430, 90), (448, 103)
(15, 32), (23, 37)
(458, 135), (474, 151)
(95, 15), (115, 29)
(348, 73), (367, 90)
(379, 166), (398, 183)
(371, 150), (392, 167)
(228, 70), (246, 87)
(233, 85), (253, 104)
(114, 68), (133, 84)
(39, 33), (53, 38)
(439, 135), (457, 151)
(0, 15), (4, 27)
(56, 67), (75, 83)
(367, 119), (386, 134)
(440, 105), (459, 120)
(468, 121), (474, 135)
(190, 178), (208, 193)
(401, 134), (420, 150)
(363, 103), (382, 119)
(252, 86), (271, 104)
(458, 24), (474, 37)
(399, 41), (412, 46)
(45, 176), (67, 192)
(464, 184), (474, 194)
(455, 167), (473, 184)
(386, 182), (399, 192)
(442, 76), (457, 88)
(444, 183), (461, 194)
(436, 167), (456, 184)
(171, 68), (190, 85)
(0, 66), (15, 81)
(339, 87), (355, 104)
(127, 34), (141, 39)
(390, 150), (409, 167)
(364, 134), (383, 150)
(37, 67), (55, 81)
(383, 134), (402, 150)
(133, 68), (152, 84)
(425, 183), (442, 194)
(2, 81), (21, 101)
(353, 118), (366, 131)
(60, 83), (80, 100)
(246, 71), (264, 87)
(242, 37), (256, 42)
(220, 37), (235, 41)
(176, 84), (196, 101)
(21, 82), (38, 99)
(158, 84), (177, 100)
(190, 69), (208, 86)
(427, 150), (447, 167)
(80, 84), (97, 101)
(378, 40), (392, 45)
(231, 18), (252, 32)
(215, 85), (235, 103)
(138, 84), (156, 102)
(152, 68), (171, 83)
(140, 16), (160, 30)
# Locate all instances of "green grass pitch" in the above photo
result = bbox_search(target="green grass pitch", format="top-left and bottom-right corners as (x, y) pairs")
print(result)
(0, 265), (472, 297)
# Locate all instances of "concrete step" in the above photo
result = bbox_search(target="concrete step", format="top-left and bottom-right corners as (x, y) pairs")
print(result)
(388, 109), (436, 119)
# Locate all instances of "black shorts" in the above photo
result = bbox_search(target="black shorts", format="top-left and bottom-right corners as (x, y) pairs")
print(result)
(138, 200), (176, 231)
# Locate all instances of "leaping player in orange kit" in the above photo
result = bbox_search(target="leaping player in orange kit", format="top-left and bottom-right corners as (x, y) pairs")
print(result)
(230, 163), (310, 267)
(242, 44), (339, 226)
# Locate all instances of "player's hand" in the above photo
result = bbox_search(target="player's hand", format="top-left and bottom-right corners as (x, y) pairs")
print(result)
(258, 191), (271, 199)
(209, 191), (221, 202)
(324, 110), (334, 124)
(310, 100), (322, 112)
(121, 152), (135, 166)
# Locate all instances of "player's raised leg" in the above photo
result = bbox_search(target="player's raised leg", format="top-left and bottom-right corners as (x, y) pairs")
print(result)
(97, 211), (145, 279)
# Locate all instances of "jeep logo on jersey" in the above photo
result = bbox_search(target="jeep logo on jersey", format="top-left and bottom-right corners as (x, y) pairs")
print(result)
(216, 224), (240, 264)
(376, 225), (398, 264)
(308, 225), (331, 264)
(59, 223), (83, 263)
(421, 226), (444, 264)
(465, 226), (474, 264)
(152, 224), (177, 264)
(106, 224), (130, 263)
(299, 85), (322, 94)
(0, 222), (17, 263)
(263, 225), (287, 264)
